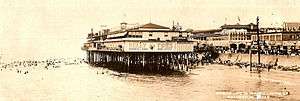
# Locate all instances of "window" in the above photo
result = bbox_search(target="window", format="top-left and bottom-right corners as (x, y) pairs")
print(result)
(291, 35), (295, 39)
(276, 35), (281, 41)
(128, 35), (142, 38)
(149, 34), (152, 37)
(270, 35), (275, 41)
(179, 34), (182, 37)
(118, 45), (122, 48)
(247, 36), (251, 40)
(164, 35), (168, 37)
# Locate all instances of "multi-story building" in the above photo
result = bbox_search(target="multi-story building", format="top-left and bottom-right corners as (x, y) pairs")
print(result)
(284, 22), (300, 31)
(192, 23), (257, 52)
(251, 29), (300, 54)
(221, 23), (257, 51)
(82, 22), (196, 71)
(83, 22), (194, 52)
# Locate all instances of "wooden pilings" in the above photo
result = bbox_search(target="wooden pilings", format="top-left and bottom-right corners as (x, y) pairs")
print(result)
(86, 51), (196, 73)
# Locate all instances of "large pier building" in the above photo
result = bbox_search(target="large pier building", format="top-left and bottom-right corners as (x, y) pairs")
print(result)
(83, 22), (196, 73)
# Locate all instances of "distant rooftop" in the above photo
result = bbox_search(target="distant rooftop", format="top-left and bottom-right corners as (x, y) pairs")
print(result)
(284, 22), (300, 24)
(139, 23), (170, 29)
(192, 29), (222, 34)
(221, 23), (257, 30)
(104, 23), (180, 35)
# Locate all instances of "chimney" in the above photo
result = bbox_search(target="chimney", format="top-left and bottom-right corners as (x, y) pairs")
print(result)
(172, 20), (176, 31)
(91, 28), (94, 36)
(121, 22), (127, 30)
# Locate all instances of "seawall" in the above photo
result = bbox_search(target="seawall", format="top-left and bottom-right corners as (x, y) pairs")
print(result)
(218, 53), (300, 67)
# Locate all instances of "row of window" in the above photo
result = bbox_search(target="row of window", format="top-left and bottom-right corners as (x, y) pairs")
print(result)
(194, 37), (207, 40)
(286, 26), (300, 31)
(128, 35), (142, 38)
(149, 34), (170, 37)
(211, 38), (226, 41)
(252, 35), (282, 41)
(230, 37), (251, 40)
(229, 32), (246, 35)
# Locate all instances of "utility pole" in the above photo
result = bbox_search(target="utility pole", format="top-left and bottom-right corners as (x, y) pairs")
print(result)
(249, 42), (252, 71)
(256, 16), (261, 71)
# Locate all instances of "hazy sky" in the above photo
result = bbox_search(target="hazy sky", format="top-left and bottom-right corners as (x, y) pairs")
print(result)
(0, 0), (300, 59)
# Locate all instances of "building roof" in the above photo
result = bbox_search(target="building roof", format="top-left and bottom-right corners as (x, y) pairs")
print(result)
(192, 29), (222, 34)
(127, 30), (187, 32)
(192, 33), (227, 37)
(221, 23), (257, 30)
(139, 23), (170, 29)
(284, 22), (300, 25)
(207, 34), (227, 37)
(102, 23), (174, 35)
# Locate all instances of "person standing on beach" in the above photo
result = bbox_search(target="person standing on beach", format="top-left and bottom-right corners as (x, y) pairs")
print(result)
(274, 58), (278, 66)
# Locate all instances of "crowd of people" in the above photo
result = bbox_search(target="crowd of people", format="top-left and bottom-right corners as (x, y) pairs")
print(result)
(0, 57), (86, 74)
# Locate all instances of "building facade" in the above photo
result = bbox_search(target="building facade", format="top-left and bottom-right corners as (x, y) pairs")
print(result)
(192, 22), (300, 54)
(83, 23), (194, 52)
(192, 23), (257, 52)
(284, 22), (300, 31)
(82, 22), (196, 72)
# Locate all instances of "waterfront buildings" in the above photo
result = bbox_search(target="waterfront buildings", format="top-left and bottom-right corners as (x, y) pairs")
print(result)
(192, 22), (300, 55)
(83, 21), (300, 60)
(192, 23), (257, 52)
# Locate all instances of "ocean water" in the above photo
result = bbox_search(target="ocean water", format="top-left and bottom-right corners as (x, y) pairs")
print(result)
(0, 38), (299, 101)
(0, 59), (299, 101)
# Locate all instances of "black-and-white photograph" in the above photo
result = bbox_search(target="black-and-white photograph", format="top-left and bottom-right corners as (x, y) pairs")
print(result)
(0, 0), (299, 100)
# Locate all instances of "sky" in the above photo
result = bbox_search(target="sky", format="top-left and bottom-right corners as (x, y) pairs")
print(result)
(0, 0), (300, 60)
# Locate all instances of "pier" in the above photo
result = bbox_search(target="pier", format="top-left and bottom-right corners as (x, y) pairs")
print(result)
(87, 51), (196, 73)
(83, 22), (196, 74)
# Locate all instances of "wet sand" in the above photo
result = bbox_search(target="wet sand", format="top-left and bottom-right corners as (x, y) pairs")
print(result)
(0, 63), (299, 101)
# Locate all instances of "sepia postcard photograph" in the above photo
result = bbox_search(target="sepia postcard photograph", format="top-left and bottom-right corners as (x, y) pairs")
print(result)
(0, 0), (300, 100)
